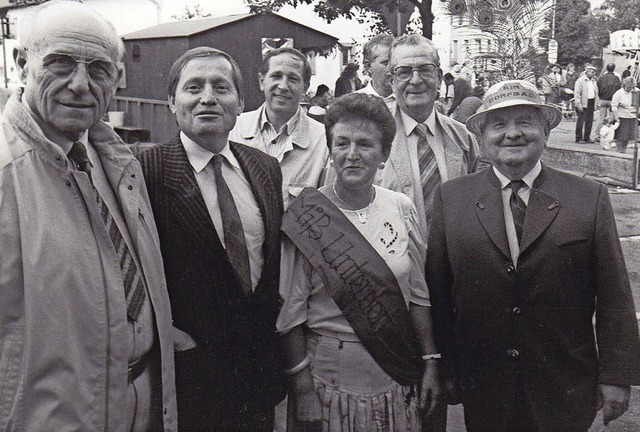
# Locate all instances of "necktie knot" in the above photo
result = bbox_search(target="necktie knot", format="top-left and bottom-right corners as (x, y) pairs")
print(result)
(414, 123), (428, 140)
(509, 180), (525, 195)
(68, 142), (92, 175)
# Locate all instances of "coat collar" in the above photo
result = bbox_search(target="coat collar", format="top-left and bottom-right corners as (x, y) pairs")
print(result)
(240, 103), (311, 149)
(475, 165), (560, 261)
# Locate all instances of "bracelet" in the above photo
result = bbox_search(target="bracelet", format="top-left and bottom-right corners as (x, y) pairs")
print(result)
(284, 355), (310, 376)
(422, 353), (442, 361)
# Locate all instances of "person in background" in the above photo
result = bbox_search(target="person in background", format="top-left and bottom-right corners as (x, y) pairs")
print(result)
(540, 63), (565, 105)
(574, 64), (599, 143)
(335, 62), (363, 97)
(447, 74), (473, 116)
(428, 79), (640, 431)
(0, 2), (177, 430)
(356, 34), (394, 102)
(611, 76), (639, 153)
(138, 47), (286, 431)
(307, 84), (332, 123)
(594, 63), (622, 141)
(230, 47), (329, 207)
(452, 85), (485, 124)
(279, 93), (442, 431)
(377, 34), (480, 242)
(561, 63), (578, 118)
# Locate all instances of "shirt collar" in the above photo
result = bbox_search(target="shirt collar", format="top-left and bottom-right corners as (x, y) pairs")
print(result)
(400, 107), (436, 137)
(493, 160), (542, 189)
(180, 131), (239, 173)
(259, 104), (301, 136)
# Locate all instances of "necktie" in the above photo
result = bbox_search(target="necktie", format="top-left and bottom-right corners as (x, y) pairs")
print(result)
(68, 142), (146, 320)
(415, 124), (441, 225)
(509, 180), (527, 245)
(212, 154), (252, 296)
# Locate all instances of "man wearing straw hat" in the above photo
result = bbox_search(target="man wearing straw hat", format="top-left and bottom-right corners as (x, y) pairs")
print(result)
(426, 80), (640, 431)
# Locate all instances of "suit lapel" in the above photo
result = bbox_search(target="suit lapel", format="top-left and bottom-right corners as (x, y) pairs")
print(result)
(162, 138), (224, 254)
(475, 170), (511, 260)
(387, 107), (415, 197)
(520, 169), (560, 254)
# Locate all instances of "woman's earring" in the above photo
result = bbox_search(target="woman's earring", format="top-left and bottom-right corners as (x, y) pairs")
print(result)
(329, 159), (334, 166)
(379, 161), (386, 170)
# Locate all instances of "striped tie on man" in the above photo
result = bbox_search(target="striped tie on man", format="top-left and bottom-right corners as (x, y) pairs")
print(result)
(415, 123), (441, 225)
(68, 142), (146, 319)
(509, 180), (527, 245)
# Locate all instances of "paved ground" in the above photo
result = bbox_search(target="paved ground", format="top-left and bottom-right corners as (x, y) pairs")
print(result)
(444, 117), (640, 431)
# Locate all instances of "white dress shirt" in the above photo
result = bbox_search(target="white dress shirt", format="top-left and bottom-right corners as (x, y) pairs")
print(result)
(181, 132), (265, 290)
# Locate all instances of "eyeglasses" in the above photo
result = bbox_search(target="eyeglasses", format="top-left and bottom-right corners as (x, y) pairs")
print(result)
(393, 64), (438, 82)
(26, 49), (120, 86)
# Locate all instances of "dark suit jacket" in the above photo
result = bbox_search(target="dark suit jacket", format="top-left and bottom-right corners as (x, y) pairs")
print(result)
(426, 165), (640, 431)
(139, 137), (285, 431)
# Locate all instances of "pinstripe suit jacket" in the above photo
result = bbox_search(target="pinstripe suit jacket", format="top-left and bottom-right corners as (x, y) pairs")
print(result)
(138, 136), (285, 430)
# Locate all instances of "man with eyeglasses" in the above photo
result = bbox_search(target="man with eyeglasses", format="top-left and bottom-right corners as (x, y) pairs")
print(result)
(0, 2), (176, 430)
(377, 34), (480, 243)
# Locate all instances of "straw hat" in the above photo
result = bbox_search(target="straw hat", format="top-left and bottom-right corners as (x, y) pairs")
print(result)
(465, 80), (562, 136)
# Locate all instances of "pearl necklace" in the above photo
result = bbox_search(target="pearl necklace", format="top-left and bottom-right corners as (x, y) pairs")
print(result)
(332, 183), (376, 224)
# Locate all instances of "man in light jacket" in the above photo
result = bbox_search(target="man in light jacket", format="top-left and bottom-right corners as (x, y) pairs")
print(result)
(0, 2), (177, 430)
(574, 64), (599, 143)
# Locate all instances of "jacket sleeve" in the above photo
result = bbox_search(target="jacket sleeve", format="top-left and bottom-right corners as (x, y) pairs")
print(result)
(593, 184), (640, 386)
(425, 185), (457, 378)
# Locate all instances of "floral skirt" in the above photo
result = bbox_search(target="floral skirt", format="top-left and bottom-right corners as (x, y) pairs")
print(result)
(301, 330), (421, 432)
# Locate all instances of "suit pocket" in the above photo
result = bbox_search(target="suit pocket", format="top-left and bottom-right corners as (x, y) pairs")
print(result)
(0, 335), (23, 428)
(557, 238), (590, 248)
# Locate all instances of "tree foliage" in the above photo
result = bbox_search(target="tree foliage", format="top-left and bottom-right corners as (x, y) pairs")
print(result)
(548, 0), (601, 67)
(596, 0), (640, 33)
(247, 0), (436, 39)
(172, 4), (212, 21)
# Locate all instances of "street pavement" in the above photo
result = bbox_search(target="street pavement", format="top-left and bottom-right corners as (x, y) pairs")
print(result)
(445, 117), (640, 431)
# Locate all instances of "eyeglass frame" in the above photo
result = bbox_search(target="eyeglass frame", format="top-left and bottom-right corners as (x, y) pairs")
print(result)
(392, 63), (440, 82)
(25, 48), (121, 86)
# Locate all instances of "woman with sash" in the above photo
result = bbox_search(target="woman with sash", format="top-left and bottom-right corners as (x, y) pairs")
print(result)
(278, 93), (442, 431)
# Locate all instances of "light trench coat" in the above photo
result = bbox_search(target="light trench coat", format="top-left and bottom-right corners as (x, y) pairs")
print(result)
(0, 94), (177, 431)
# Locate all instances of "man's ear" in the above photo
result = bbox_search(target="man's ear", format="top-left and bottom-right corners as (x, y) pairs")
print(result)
(14, 48), (28, 84)
(258, 73), (265, 92)
(168, 95), (176, 114)
(363, 59), (372, 76)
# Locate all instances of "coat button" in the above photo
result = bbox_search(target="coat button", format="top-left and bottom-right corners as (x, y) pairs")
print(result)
(128, 185), (133, 190)
(164, 407), (167, 415)
(507, 348), (520, 359)
(512, 307), (522, 315)
(507, 265), (515, 274)
(66, 180), (71, 187)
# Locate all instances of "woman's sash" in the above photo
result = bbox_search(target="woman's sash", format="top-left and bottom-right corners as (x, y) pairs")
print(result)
(282, 188), (424, 385)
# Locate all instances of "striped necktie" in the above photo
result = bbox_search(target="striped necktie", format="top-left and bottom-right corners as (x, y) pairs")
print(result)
(68, 142), (146, 320)
(415, 123), (441, 225)
(212, 154), (252, 296)
(509, 180), (527, 245)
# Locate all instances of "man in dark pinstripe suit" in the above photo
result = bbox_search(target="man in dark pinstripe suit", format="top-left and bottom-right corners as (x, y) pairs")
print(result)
(138, 47), (286, 431)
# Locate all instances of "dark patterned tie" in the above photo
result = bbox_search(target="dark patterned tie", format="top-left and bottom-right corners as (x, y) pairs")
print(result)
(68, 142), (146, 320)
(212, 154), (252, 296)
(509, 180), (527, 245)
(415, 124), (441, 225)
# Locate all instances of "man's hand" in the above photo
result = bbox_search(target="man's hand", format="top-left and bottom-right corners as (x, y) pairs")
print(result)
(598, 384), (631, 425)
(417, 362), (443, 417)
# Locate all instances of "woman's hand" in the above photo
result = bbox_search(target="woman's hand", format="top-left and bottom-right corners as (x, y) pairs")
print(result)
(417, 361), (443, 417)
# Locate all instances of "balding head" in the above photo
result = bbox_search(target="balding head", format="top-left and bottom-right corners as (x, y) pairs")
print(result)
(14, 1), (124, 143)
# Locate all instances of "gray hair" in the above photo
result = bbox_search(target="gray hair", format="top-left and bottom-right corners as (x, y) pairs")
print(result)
(362, 34), (393, 63)
(389, 34), (440, 69)
(19, 1), (124, 62)
(622, 76), (636, 87)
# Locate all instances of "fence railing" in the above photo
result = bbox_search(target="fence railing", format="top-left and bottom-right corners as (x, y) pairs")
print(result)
(109, 96), (178, 143)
